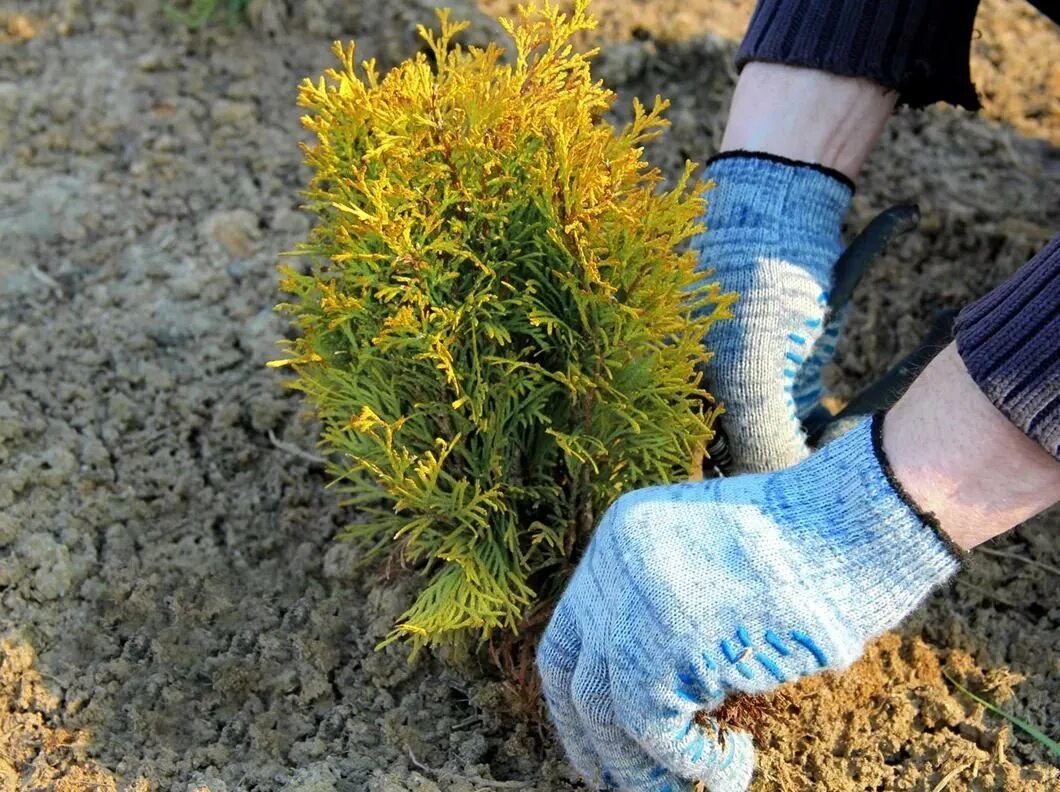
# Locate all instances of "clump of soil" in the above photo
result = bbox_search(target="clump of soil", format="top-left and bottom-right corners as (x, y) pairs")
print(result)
(0, 1), (1057, 790)
(704, 634), (1059, 791)
(0, 639), (150, 792)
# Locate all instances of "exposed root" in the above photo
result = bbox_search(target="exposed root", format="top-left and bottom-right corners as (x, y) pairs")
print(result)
(699, 687), (798, 745)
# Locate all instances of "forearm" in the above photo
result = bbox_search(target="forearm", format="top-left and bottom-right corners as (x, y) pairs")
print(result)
(884, 343), (1060, 550)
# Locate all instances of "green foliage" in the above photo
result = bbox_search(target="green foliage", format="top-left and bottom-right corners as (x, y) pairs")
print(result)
(164, 0), (250, 29)
(274, 0), (734, 653)
(943, 672), (1060, 757)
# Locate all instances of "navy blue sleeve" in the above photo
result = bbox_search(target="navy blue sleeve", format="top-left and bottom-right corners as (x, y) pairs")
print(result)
(736, 0), (981, 109)
(955, 236), (1060, 461)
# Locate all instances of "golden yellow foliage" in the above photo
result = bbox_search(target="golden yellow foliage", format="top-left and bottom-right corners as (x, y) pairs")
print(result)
(275, 1), (733, 653)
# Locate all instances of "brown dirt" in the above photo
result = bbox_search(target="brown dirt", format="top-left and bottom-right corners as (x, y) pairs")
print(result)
(718, 634), (1058, 791)
(0, 639), (152, 791)
(0, 1), (1057, 790)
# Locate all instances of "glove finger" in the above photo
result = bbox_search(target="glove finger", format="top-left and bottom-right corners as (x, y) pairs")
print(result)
(702, 256), (826, 472)
(589, 723), (701, 792)
(537, 602), (603, 780)
(611, 660), (754, 792)
(685, 717), (755, 792)
(567, 650), (692, 791)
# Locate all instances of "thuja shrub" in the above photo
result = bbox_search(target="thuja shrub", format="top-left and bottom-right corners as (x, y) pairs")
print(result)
(273, 0), (734, 653)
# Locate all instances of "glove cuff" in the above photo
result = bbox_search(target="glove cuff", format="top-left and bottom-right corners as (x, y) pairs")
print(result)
(706, 149), (855, 192)
(773, 415), (962, 642)
(697, 151), (853, 288)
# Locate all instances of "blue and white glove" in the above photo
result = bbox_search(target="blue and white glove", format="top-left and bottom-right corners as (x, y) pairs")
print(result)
(537, 415), (960, 791)
(692, 152), (854, 472)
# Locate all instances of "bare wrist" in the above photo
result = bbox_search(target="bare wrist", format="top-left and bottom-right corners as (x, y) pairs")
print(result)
(721, 62), (896, 181)
(883, 344), (1060, 550)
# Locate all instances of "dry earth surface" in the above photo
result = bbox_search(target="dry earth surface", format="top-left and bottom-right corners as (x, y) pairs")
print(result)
(0, 1), (1058, 790)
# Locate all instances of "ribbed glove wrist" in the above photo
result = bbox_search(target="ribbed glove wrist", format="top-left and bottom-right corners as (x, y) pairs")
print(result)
(700, 151), (853, 285)
(752, 413), (962, 641)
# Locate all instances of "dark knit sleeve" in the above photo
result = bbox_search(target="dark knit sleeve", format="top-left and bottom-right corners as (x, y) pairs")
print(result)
(954, 236), (1060, 461)
(735, 0), (982, 110)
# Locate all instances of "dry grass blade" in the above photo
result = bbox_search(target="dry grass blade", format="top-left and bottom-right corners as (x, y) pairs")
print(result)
(268, 429), (325, 466)
(931, 762), (970, 791)
(407, 746), (524, 789)
(977, 546), (1060, 577)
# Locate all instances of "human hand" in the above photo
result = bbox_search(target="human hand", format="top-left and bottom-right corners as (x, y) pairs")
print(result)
(692, 151), (853, 473)
(537, 416), (959, 791)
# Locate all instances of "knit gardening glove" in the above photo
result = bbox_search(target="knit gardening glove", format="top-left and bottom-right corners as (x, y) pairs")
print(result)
(692, 152), (854, 473)
(537, 415), (960, 792)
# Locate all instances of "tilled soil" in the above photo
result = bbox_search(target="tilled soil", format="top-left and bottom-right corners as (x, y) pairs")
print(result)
(0, 1), (1057, 790)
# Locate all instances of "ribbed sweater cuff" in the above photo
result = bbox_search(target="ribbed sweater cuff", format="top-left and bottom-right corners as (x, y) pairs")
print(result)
(954, 236), (1060, 461)
(736, 0), (982, 110)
